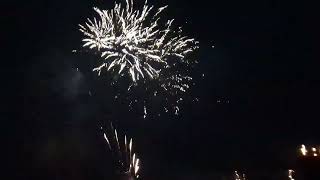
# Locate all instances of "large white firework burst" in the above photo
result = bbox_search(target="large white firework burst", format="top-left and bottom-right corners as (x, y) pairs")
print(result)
(79, 0), (199, 117)
(102, 124), (140, 179)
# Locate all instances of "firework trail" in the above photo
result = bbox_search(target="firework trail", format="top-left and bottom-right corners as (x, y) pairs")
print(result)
(79, 0), (199, 118)
(102, 123), (140, 179)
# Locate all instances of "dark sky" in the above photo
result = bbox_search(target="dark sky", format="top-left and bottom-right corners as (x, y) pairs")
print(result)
(3, 0), (320, 179)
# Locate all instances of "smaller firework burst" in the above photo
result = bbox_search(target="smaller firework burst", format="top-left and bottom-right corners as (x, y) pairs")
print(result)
(102, 123), (140, 179)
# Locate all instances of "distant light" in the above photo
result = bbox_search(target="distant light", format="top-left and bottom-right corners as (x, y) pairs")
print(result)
(242, 173), (246, 180)
(314, 153), (318, 156)
(300, 144), (307, 156)
(288, 169), (294, 173)
(312, 147), (316, 152)
(234, 170), (246, 180)
(288, 169), (295, 180)
(234, 171), (240, 180)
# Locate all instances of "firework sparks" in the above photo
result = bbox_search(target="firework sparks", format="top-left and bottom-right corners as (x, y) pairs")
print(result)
(234, 171), (247, 180)
(102, 124), (140, 178)
(79, 0), (198, 82)
(79, 0), (199, 118)
(288, 169), (295, 180)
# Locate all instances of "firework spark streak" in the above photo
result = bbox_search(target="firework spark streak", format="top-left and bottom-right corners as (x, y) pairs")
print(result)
(79, 0), (199, 117)
(234, 171), (246, 180)
(102, 124), (140, 178)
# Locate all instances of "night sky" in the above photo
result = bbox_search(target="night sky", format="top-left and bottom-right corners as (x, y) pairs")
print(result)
(3, 0), (320, 179)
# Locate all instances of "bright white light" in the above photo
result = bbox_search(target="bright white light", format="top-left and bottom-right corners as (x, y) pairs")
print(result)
(234, 171), (240, 180)
(300, 144), (307, 156)
(288, 169), (295, 180)
(234, 171), (246, 180)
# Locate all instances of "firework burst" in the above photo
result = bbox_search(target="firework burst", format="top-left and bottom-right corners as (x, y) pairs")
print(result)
(79, 0), (199, 117)
(102, 124), (140, 179)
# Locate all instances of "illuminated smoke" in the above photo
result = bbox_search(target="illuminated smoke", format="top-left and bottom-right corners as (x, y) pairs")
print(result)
(79, 0), (199, 118)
